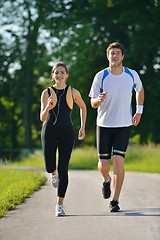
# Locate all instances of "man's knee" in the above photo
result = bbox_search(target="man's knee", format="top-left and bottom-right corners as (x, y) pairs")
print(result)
(113, 155), (124, 168)
(98, 159), (110, 168)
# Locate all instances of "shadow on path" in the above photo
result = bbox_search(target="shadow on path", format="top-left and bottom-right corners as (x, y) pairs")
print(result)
(65, 208), (160, 217)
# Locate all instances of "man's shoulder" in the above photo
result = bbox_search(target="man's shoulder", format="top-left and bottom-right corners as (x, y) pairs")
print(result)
(95, 67), (109, 77)
(123, 66), (138, 75)
(97, 67), (109, 74)
(123, 66), (139, 80)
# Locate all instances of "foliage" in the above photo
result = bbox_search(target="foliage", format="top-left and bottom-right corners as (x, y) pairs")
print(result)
(58, 0), (160, 142)
(6, 145), (160, 173)
(0, 0), (160, 160)
(0, 169), (46, 217)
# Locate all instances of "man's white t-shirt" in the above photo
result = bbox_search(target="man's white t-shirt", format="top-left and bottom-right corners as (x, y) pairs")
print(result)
(89, 66), (143, 128)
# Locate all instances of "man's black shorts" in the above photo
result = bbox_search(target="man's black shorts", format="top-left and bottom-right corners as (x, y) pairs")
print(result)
(96, 126), (131, 160)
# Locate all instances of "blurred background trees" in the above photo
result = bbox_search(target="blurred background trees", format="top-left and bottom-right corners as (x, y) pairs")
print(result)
(0, 0), (160, 160)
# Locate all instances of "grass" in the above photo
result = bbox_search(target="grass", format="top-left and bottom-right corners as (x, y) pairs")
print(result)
(6, 144), (160, 173)
(69, 144), (160, 173)
(125, 144), (160, 172)
(7, 150), (45, 168)
(1, 144), (159, 217)
(0, 169), (46, 217)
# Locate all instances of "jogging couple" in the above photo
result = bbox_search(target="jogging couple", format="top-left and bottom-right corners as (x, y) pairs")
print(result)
(40, 42), (144, 216)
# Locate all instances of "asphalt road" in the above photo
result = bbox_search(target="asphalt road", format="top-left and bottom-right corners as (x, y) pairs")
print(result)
(0, 170), (160, 240)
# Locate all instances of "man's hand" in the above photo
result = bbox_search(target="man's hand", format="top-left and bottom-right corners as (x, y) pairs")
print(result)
(91, 92), (107, 108)
(98, 92), (107, 103)
(132, 113), (142, 126)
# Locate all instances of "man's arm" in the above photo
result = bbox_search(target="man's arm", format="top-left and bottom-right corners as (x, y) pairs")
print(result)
(136, 86), (144, 106)
(132, 87), (144, 126)
(90, 92), (107, 108)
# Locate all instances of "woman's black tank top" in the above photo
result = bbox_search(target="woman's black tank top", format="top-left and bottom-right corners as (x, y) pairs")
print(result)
(47, 85), (73, 128)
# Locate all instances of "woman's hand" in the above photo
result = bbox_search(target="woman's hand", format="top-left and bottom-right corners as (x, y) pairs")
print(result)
(47, 96), (54, 110)
(78, 128), (85, 140)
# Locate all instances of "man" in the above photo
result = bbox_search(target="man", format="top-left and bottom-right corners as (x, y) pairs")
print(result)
(89, 42), (144, 212)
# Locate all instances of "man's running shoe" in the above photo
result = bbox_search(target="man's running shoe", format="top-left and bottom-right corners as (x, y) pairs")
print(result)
(55, 205), (66, 217)
(109, 200), (120, 212)
(51, 174), (58, 188)
(102, 176), (111, 199)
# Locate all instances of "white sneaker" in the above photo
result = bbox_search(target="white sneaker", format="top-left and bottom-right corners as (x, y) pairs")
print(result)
(55, 205), (66, 217)
(51, 174), (58, 188)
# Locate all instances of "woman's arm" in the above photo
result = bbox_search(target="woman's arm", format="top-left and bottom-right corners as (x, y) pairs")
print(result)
(72, 88), (87, 140)
(40, 90), (53, 122)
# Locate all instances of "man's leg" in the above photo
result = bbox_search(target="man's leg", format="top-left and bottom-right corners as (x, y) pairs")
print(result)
(97, 126), (112, 181)
(98, 159), (111, 199)
(112, 155), (124, 201)
(98, 159), (110, 181)
(109, 127), (130, 212)
(96, 126), (112, 199)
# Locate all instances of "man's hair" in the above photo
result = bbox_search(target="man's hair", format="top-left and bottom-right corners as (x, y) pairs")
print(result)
(106, 42), (124, 56)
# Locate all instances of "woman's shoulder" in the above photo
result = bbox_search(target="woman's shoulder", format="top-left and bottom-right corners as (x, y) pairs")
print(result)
(42, 86), (53, 92)
(41, 88), (48, 96)
(70, 86), (79, 95)
(69, 86), (78, 93)
(70, 87), (82, 101)
(41, 87), (55, 98)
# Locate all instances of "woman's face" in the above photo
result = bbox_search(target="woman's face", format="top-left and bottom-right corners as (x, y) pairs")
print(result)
(52, 66), (68, 83)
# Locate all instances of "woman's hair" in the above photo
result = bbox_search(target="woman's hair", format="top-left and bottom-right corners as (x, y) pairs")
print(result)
(106, 42), (124, 56)
(51, 62), (69, 82)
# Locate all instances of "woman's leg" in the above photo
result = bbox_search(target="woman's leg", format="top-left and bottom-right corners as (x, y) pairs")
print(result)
(41, 124), (57, 173)
(57, 127), (74, 205)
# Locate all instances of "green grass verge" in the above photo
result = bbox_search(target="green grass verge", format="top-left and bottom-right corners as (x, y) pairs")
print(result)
(69, 144), (160, 173)
(7, 150), (45, 168)
(0, 169), (46, 217)
(124, 144), (160, 172)
(7, 144), (160, 173)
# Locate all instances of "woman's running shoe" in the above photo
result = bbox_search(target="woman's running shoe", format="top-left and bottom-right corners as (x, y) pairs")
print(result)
(55, 205), (66, 217)
(51, 174), (58, 188)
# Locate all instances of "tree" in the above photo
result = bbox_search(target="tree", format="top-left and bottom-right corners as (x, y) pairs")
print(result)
(0, 0), (73, 151)
(53, 0), (160, 143)
(0, 0), (160, 161)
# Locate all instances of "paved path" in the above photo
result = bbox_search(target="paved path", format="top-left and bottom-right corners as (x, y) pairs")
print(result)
(0, 171), (160, 240)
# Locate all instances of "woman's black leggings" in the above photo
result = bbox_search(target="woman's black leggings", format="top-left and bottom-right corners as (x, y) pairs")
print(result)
(41, 123), (74, 198)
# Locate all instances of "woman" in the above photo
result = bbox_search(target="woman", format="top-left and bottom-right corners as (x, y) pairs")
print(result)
(40, 62), (87, 217)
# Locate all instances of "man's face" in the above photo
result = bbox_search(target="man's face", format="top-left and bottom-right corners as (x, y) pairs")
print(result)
(107, 48), (124, 67)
